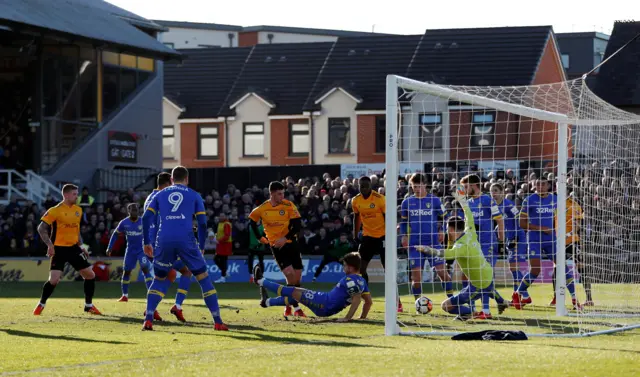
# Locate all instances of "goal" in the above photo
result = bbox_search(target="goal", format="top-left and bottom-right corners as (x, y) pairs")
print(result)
(384, 75), (640, 337)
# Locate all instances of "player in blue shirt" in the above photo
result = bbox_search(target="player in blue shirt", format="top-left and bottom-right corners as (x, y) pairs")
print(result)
(513, 175), (576, 309)
(460, 174), (504, 318)
(108, 203), (162, 321)
(253, 252), (373, 322)
(143, 172), (193, 323)
(490, 183), (527, 294)
(400, 173), (453, 302)
(141, 166), (228, 331)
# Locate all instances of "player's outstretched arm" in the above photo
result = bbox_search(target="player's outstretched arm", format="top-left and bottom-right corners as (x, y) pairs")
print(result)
(338, 293), (362, 322)
(249, 219), (269, 244)
(359, 293), (372, 319)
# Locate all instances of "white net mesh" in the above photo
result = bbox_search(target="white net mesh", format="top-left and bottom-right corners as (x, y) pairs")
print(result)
(386, 76), (640, 337)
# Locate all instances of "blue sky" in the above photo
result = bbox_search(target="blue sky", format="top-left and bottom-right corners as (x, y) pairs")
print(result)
(108, 0), (634, 35)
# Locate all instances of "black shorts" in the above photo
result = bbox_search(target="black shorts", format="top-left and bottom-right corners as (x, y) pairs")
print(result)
(50, 245), (91, 272)
(566, 243), (580, 263)
(358, 235), (385, 264)
(271, 241), (303, 270)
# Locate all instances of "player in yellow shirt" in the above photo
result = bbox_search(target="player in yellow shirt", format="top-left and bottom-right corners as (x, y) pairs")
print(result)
(352, 176), (386, 283)
(552, 193), (588, 307)
(249, 181), (306, 317)
(33, 184), (102, 316)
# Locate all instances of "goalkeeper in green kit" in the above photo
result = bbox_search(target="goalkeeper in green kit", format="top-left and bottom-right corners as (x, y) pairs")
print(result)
(418, 185), (510, 320)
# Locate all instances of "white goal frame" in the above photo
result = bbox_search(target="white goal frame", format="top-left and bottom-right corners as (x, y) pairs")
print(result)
(384, 74), (640, 337)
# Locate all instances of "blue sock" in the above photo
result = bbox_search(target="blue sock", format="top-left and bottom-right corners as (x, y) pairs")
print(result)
(175, 275), (191, 306)
(449, 305), (472, 316)
(261, 279), (295, 298)
(443, 281), (453, 297)
(197, 277), (223, 324)
(462, 280), (469, 289)
(481, 294), (490, 313)
(143, 272), (153, 291)
(512, 270), (524, 292)
(145, 278), (170, 321)
(517, 271), (539, 294)
(492, 289), (505, 305)
(411, 284), (421, 297)
(266, 297), (287, 307)
(566, 266), (576, 299)
(121, 276), (130, 296)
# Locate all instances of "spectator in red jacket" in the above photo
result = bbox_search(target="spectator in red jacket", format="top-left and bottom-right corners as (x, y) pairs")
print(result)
(214, 212), (233, 283)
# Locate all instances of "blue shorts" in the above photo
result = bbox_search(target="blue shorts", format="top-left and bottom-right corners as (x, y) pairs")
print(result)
(481, 243), (497, 267)
(450, 282), (495, 307)
(298, 289), (333, 317)
(528, 238), (556, 260)
(408, 243), (445, 269)
(123, 249), (151, 271)
(508, 238), (528, 263)
(154, 241), (207, 276)
(172, 258), (186, 271)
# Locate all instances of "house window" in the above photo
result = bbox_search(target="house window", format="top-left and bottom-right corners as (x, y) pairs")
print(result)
(163, 125), (175, 159)
(419, 113), (443, 149)
(561, 54), (570, 69)
(328, 118), (350, 154)
(471, 112), (496, 148)
(243, 123), (264, 157)
(289, 123), (309, 156)
(198, 125), (219, 159)
(375, 116), (386, 153)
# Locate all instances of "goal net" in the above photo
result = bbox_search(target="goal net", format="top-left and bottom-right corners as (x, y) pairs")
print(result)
(384, 75), (640, 337)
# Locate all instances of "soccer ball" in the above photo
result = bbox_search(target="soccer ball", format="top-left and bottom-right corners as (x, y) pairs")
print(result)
(415, 296), (433, 314)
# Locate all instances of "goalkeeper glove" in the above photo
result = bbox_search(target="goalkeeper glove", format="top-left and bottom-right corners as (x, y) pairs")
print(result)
(497, 241), (506, 257)
(452, 184), (468, 207)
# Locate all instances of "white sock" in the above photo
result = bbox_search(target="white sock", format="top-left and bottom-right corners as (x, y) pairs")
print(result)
(257, 278), (264, 286)
(264, 299), (271, 307)
(175, 304), (182, 310)
(483, 309), (491, 315)
(85, 303), (93, 308)
(293, 305), (301, 312)
(123, 294), (129, 297)
(39, 302), (45, 307)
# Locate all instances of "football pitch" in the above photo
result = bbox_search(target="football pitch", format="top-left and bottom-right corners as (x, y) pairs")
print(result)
(0, 282), (638, 376)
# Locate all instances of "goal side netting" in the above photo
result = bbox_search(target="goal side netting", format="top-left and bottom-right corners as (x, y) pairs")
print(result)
(384, 75), (640, 337)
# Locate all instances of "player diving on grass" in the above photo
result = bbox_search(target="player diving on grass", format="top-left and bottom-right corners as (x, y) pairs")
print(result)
(143, 172), (193, 322)
(512, 176), (580, 310)
(400, 173), (453, 303)
(253, 252), (373, 322)
(460, 174), (505, 319)
(107, 203), (163, 321)
(490, 183), (528, 295)
(417, 184), (509, 321)
(141, 166), (228, 331)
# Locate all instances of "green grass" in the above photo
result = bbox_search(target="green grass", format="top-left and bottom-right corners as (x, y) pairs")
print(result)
(0, 282), (638, 376)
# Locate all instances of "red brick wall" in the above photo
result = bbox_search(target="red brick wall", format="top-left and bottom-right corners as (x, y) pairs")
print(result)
(180, 122), (225, 168)
(449, 111), (520, 161)
(238, 32), (259, 47)
(270, 119), (309, 166)
(357, 115), (384, 163)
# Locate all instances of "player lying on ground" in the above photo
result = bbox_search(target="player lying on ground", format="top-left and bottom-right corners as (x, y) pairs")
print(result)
(253, 252), (373, 322)
(142, 166), (228, 331)
(143, 172), (193, 322)
(34, 184), (101, 316)
(418, 185), (509, 320)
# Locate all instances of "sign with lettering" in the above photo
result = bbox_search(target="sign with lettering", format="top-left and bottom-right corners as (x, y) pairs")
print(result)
(108, 131), (138, 163)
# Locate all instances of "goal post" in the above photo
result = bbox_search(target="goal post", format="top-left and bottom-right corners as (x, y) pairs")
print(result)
(384, 74), (640, 337)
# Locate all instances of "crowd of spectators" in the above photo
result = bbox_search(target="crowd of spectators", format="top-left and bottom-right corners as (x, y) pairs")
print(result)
(1, 163), (639, 283)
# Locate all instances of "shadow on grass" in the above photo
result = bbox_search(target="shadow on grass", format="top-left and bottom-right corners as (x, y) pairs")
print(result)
(0, 328), (134, 345)
(520, 342), (640, 354)
(169, 328), (392, 349)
